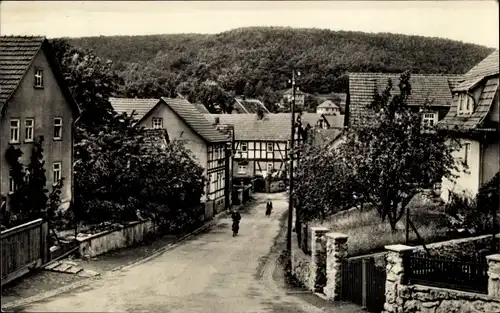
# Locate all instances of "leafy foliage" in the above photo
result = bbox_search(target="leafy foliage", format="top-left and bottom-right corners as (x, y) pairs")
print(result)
(63, 27), (493, 113)
(295, 72), (459, 230)
(4, 138), (63, 227)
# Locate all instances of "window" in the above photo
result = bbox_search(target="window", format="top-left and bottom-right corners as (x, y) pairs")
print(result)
(53, 162), (61, 185)
(8, 175), (15, 194)
(10, 119), (20, 143)
(267, 163), (273, 172)
(422, 112), (437, 127)
(152, 117), (163, 129)
(240, 142), (248, 152)
(25, 118), (34, 142)
(238, 165), (247, 174)
(53, 118), (62, 139)
(267, 142), (274, 152)
(463, 143), (471, 166)
(34, 69), (43, 88)
(457, 93), (473, 115)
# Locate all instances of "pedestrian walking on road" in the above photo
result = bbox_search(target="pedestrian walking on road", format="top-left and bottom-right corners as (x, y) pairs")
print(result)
(265, 200), (273, 217)
(231, 209), (241, 237)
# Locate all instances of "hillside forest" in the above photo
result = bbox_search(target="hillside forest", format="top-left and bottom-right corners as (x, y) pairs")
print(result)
(58, 27), (494, 113)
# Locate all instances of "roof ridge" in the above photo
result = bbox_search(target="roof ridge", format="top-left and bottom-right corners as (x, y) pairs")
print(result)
(349, 72), (463, 77)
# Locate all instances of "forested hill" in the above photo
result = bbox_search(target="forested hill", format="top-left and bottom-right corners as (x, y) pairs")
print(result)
(62, 27), (494, 109)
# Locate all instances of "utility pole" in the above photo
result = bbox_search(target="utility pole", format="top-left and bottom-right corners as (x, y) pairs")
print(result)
(287, 69), (299, 252)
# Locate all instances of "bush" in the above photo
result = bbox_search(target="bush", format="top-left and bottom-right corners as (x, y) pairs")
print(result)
(445, 192), (493, 237)
(270, 181), (286, 193)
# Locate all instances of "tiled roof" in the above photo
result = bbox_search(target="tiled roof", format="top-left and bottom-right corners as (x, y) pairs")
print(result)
(160, 97), (229, 143)
(235, 98), (270, 114)
(205, 113), (330, 141)
(109, 97), (160, 120)
(348, 73), (463, 124)
(0, 36), (45, 108)
(324, 114), (345, 129)
(463, 50), (499, 80)
(439, 77), (499, 131)
(192, 102), (210, 114)
(312, 128), (344, 147)
(317, 100), (340, 109)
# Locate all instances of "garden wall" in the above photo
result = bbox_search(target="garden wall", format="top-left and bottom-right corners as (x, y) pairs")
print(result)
(77, 219), (155, 258)
(396, 284), (500, 313)
(291, 232), (311, 288)
(413, 233), (500, 260)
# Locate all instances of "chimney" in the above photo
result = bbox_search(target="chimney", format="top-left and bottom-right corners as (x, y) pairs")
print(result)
(214, 117), (220, 125)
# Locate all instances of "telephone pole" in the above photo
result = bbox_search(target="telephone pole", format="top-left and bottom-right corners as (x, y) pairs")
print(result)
(287, 69), (299, 252)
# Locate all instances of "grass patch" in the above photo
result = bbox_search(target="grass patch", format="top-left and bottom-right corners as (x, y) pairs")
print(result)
(310, 193), (453, 256)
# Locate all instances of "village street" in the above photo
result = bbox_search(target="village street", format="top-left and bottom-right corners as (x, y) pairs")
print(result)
(13, 193), (360, 313)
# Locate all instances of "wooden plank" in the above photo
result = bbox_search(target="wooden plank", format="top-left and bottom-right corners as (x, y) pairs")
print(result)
(1, 218), (44, 239)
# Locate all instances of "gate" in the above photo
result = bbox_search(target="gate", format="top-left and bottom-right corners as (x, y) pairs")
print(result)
(341, 254), (387, 313)
(1, 218), (49, 286)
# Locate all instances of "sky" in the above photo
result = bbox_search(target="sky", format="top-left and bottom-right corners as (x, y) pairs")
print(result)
(1, 1), (498, 48)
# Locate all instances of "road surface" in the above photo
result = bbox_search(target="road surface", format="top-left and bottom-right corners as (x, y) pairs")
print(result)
(15, 193), (356, 313)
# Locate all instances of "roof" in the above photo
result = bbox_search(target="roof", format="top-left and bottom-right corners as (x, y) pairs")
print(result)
(463, 50), (499, 81)
(317, 100), (340, 109)
(234, 98), (270, 114)
(316, 93), (347, 113)
(160, 97), (229, 143)
(109, 97), (159, 120)
(205, 113), (329, 141)
(312, 128), (344, 147)
(283, 88), (306, 96)
(439, 50), (499, 132)
(141, 129), (170, 152)
(0, 36), (80, 115)
(439, 77), (499, 131)
(324, 114), (345, 129)
(348, 72), (464, 124)
(192, 102), (210, 114)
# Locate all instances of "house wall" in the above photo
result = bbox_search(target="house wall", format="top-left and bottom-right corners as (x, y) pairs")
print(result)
(482, 140), (500, 185)
(139, 104), (209, 200)
(0, 49), (74, 209)
(233, 140), (288, 177)
(441, 138), (481, 202)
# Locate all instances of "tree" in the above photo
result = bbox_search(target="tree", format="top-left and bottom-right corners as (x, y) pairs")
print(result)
(4, 137), (64, 226)
(294, 71), (459, 231)
(336, 71), (458, 231)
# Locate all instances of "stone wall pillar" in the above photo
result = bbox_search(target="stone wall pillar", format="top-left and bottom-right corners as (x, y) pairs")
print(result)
(383, 244), (414, 313)
(324, 232), (348, 301)
(487, 254), (500, 298)
(309, 226), (329, 292)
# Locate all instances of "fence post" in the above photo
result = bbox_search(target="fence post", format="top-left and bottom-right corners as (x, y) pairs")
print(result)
(487, 254), (500, 298)
(309, 226), (329, 292)
(384, 244), (413, 313)
(324, 232), (348, 301)
(362, 258), (368, 309)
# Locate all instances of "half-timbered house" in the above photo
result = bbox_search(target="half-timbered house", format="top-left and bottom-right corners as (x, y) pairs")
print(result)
(205, 113), (342, 186)
(110, 97), (231, 215)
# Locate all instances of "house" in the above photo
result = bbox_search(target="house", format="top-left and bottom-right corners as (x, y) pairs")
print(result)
(317, 100), (340, 115)
(233, 97), (270, 114)
(204, 113), (343, 185)
(282, 88), (306, 107)
(109, 97), (231, 214)
(438, 49), (499, 202)
(348, 73), (463, 127)
(0, 36), (81, 213)
(315, 93), (347, 114)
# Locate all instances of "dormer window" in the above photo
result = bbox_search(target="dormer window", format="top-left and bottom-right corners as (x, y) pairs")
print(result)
(457, 93), (473, 115)
(34, 69), (43, 88)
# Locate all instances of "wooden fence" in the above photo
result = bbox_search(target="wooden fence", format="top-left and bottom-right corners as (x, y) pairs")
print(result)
(405, 252), (489, 294)
(1, 218), (49, 286)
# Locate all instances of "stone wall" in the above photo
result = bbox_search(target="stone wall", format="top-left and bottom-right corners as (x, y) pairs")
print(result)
(77, 220), (155, 258)
(383, 245), (500, 313)
(401, 285), (500, 313)
(291, 232), (312, 288)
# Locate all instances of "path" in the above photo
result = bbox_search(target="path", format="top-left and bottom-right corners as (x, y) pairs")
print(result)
(12, 193), (358, 313)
